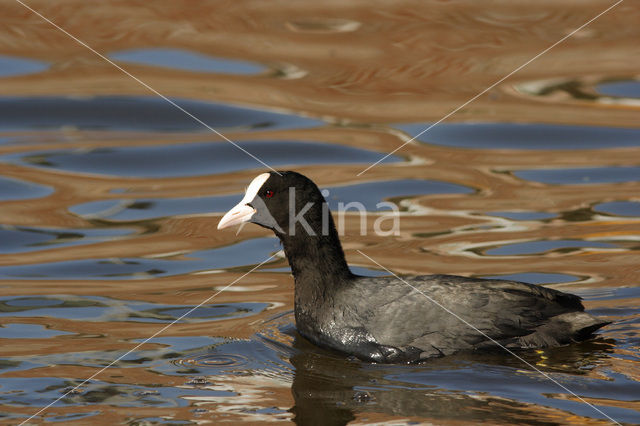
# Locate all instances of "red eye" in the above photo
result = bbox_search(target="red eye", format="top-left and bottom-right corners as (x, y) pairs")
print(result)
(265, 190), (274, 198)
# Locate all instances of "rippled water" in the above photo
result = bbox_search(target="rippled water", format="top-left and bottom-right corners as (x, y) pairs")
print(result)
(1, 1), (639, 425)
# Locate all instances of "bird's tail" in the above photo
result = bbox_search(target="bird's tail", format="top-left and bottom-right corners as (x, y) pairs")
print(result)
(566, 311), (612, 341)
(519, 311), (611, 348)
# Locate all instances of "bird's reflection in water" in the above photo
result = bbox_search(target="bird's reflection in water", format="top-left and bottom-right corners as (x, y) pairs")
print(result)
(288, 333), (616, 425)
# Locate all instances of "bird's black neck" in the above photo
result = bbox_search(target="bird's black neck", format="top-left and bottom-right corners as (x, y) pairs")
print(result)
(278, 218), (353, 332)
(278, 220), (353, 283)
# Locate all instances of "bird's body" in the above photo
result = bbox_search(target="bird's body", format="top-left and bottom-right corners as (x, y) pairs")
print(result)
(218, 171), (610, 363)
(293, 273), (607, 363)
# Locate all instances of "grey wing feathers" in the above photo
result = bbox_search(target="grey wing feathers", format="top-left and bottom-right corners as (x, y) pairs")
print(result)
(351, 274), (586, 355)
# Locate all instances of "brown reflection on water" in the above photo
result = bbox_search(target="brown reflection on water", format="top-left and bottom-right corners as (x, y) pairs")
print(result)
(1, 0), (639, 424)
(1, 0), (640, 125)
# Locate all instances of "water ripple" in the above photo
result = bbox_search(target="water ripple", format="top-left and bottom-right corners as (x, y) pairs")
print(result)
(177, 353), (249, 369)
(2, 140), (401, 178)
(483, 239), (617, 256)
(0, 225), (133, 254)
(0, 295), (272, 323)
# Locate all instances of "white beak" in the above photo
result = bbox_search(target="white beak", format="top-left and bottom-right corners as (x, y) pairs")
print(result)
(217, 172), (271, 230)
(217, 202), (255, 230)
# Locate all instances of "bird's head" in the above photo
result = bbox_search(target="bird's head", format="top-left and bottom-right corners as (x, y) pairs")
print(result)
(217, 171), (328, 237)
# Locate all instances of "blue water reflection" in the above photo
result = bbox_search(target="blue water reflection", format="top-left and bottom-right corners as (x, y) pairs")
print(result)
(596, 80), (640, 98)
(0, 55), (48, 78)
(594, 201), (640, 217)
(111, 48), (265, 74)
(397, 123), (640, 150)
(0, 323), (73, 339)
(0, 176), (53, 201)
(0, 96), (321, 131)
(514, 167), (640, 185)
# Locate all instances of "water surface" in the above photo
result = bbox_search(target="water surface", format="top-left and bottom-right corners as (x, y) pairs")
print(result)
(1, 2), (639, 425)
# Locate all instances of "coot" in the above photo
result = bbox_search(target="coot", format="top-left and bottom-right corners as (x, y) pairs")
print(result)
(218, 171), (610, 363)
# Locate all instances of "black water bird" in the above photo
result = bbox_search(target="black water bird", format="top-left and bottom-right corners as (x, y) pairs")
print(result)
(217, 171), (610, 363)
